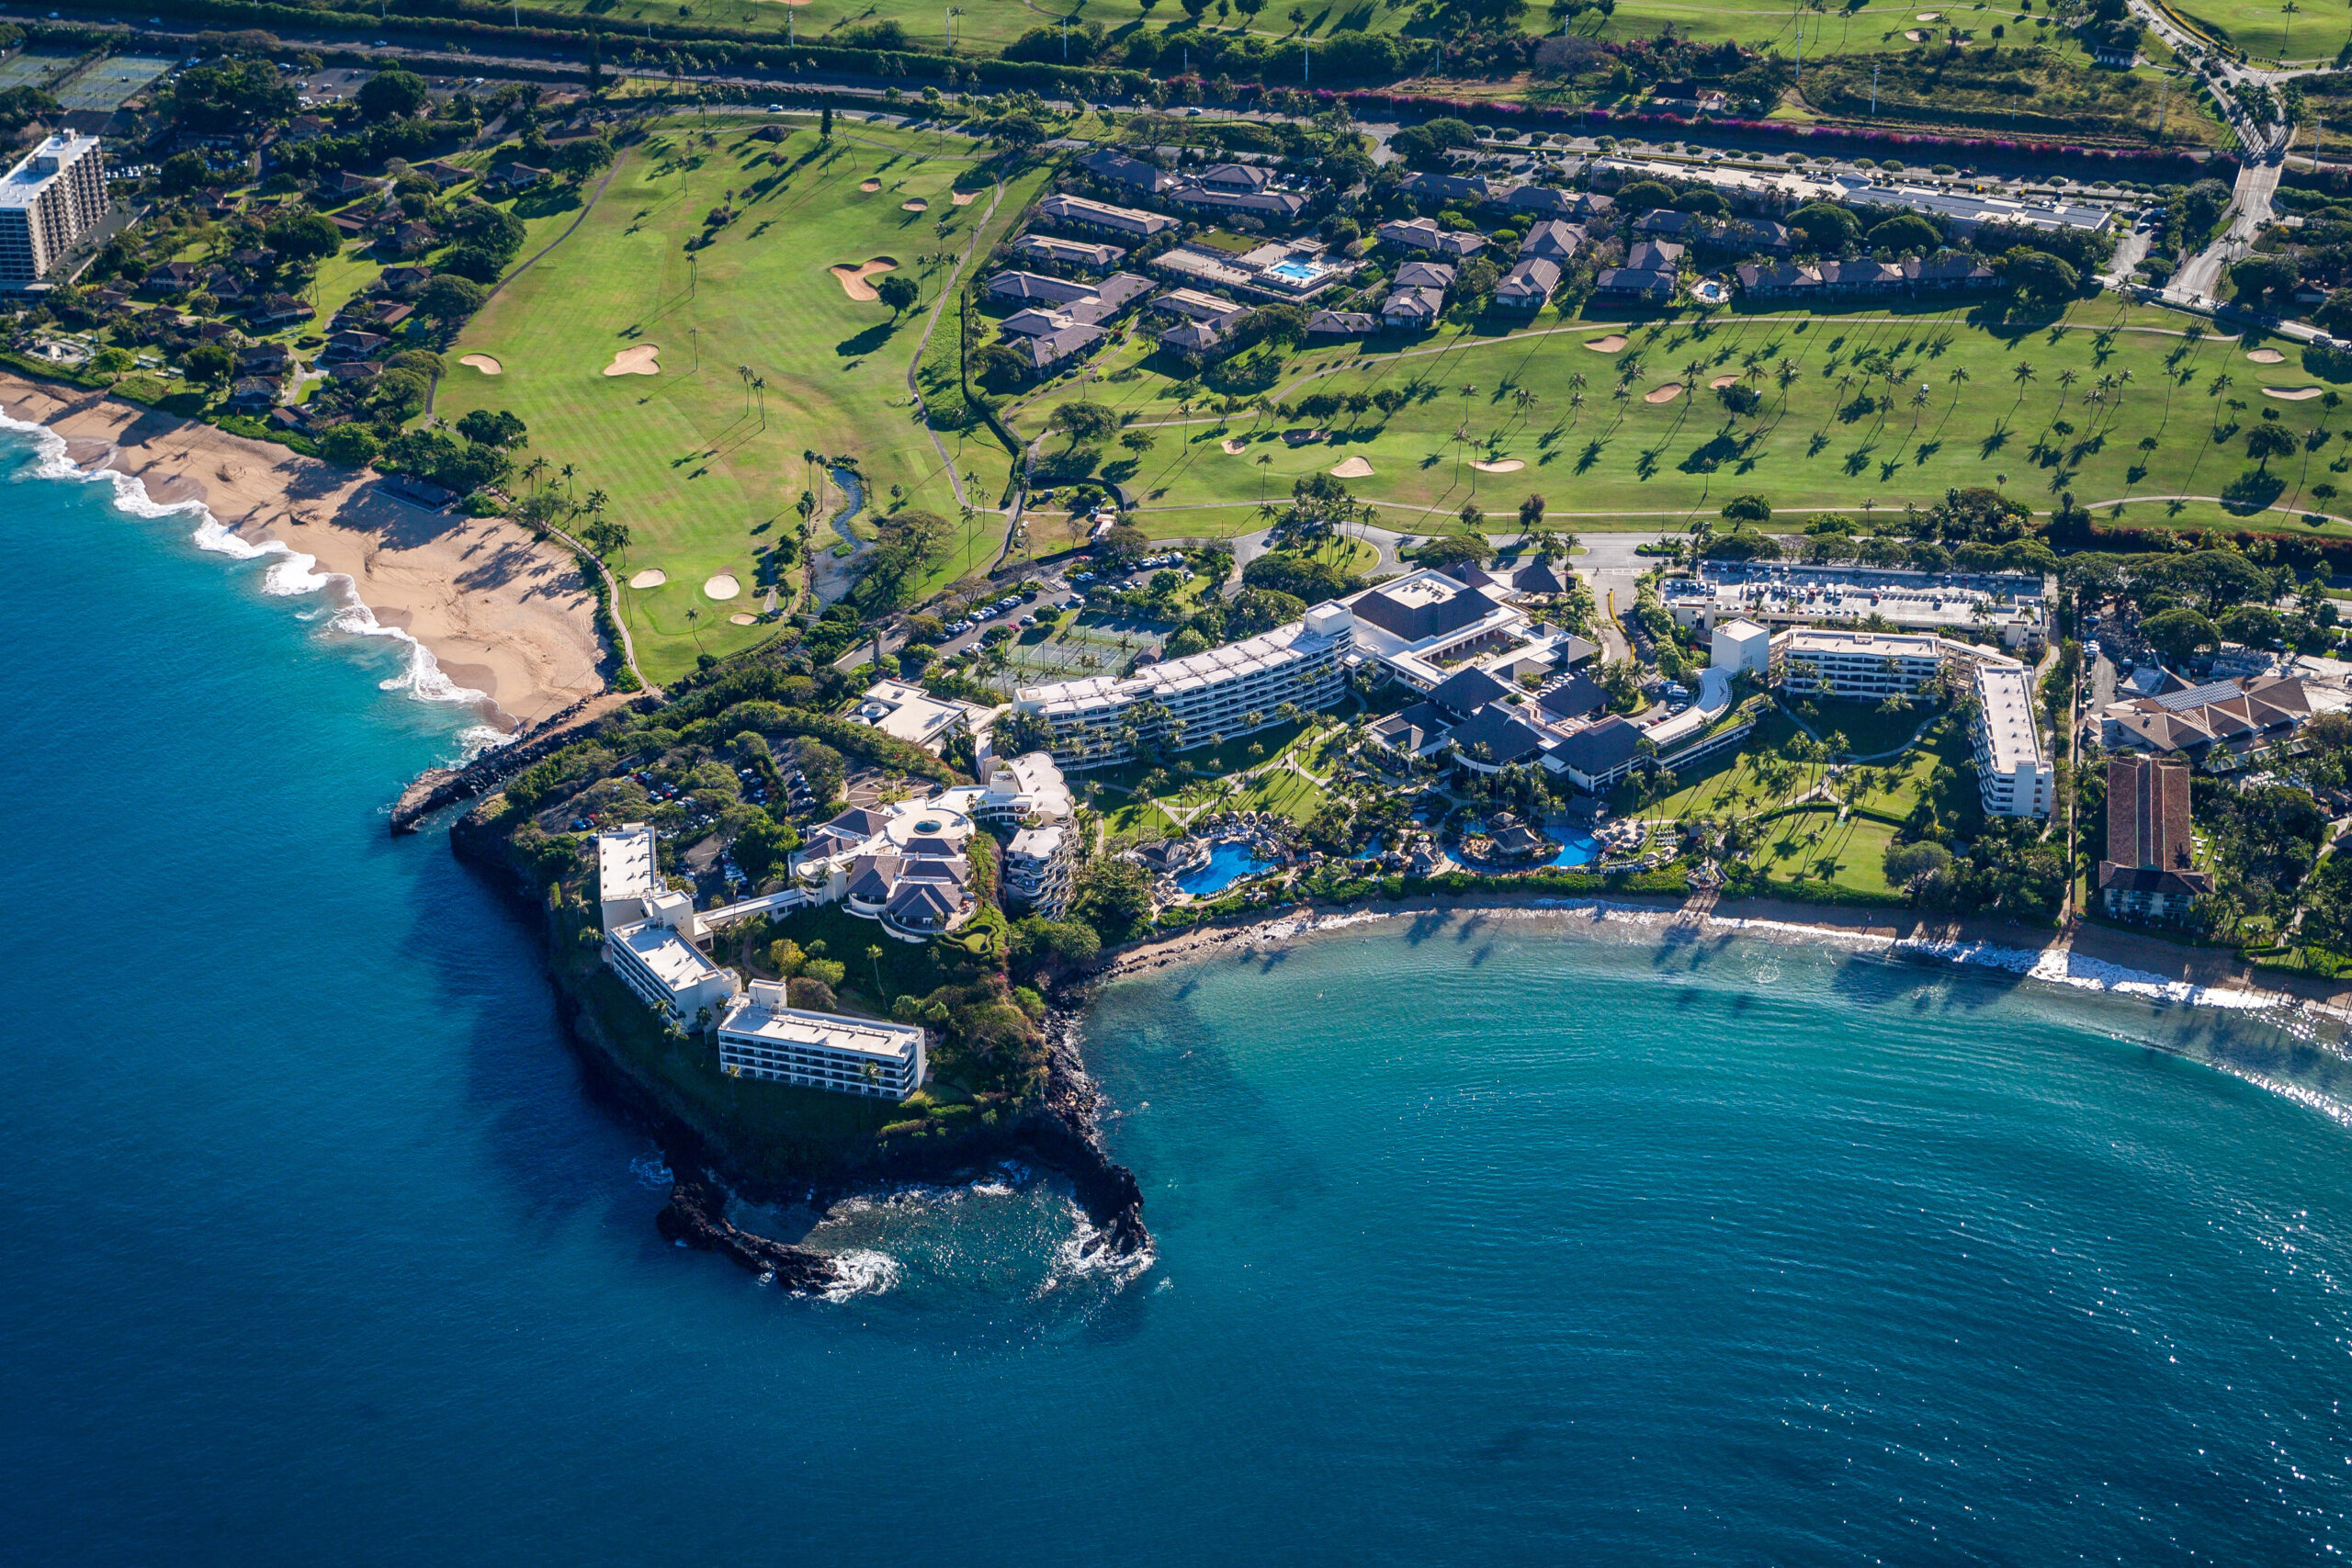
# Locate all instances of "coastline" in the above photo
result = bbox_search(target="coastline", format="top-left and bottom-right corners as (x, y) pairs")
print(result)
(1097, 891), (2352, 1020)
(0, 369), (606, 732)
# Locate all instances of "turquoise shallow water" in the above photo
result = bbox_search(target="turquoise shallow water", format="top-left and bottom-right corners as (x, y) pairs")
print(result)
(6, 423), (2352, 1562)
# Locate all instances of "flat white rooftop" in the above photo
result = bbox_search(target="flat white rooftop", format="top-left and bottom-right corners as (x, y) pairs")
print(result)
(0, 134), (97, 210)
(597, 822), (661, 904)
(1975, 664), (2045, 771)
(612, 919), (726, 992)
(721, 987), (923, 1063)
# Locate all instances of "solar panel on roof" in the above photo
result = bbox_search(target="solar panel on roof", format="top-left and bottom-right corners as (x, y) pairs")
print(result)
(2154, 680), (2242, 713)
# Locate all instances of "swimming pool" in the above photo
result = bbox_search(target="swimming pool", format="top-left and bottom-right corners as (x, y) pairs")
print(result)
(1264, 260), (1329, 286)
(1546, 829), (1600, 869)
(1177, 840), (1274, 897)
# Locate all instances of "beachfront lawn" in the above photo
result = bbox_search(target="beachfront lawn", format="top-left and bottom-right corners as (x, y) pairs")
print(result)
(1065, 298), (2319, 537)
(1747, 806), (1902, 898)
(435, 115), (1047, 682)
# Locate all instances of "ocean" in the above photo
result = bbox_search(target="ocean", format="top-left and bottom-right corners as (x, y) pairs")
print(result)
(5, 422), (2351, 1563)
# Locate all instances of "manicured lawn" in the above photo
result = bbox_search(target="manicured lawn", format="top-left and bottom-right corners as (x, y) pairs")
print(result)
(435, 116), (1048, 680)
(1041, 299), (2315, 537)
(1750, 807), (1903, 897)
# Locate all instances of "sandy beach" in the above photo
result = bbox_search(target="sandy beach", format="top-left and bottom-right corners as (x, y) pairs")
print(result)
(1102, 890), (2352, 1015)
(0, 369), (606, 729)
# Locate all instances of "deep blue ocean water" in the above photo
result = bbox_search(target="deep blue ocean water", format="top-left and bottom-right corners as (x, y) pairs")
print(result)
(7, 423), (2352, 1563)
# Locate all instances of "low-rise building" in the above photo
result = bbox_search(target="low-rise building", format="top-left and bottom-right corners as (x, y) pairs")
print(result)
(717, 982), (926, 1099)
(1012, 233), (1127, 270)
(1972, 661), (2052, 818)
(792, 795), (984, 941)
(2098, 754), (2210, 920)
(1034, 191), (1179, 241)
(847, 679), (992, 752)
(1709, 617), (1770, 677)
(1076, 147), (1178, 195)
(2101, 674), (2313, 761)
(1494, 254), (1560, 310)
(597, 822), (743, 1023)
(1376, 217), (1486, 257)
(1518, 219), (1587, 263)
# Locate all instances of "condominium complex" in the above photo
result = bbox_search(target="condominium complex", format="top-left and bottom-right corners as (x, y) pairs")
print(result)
(1003, 823), (1076, 918)
(717, 981), (926, 1099)
(1012, 603), (1354, 769)
(1769, 627), (2016, 701)
(0, 134), (107, 291)
(2098, 754), (2211, 920)
(1971, 663), (2053, 819)
(1666, 562), (2050, 648)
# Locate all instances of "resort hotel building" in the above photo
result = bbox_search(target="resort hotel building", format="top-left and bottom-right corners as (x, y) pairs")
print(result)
(1665, 561), (2050, 649)
(716, 982), (926, 1098)
(1012, 604), (1356, 769)
(595, 822), (742, 1025)
(0, 134), (106, 291)
(1971, 662), (2053, 819)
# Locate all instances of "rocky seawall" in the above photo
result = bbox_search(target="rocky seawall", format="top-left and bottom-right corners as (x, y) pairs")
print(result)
(447, 805), (1150, 1292)
(390, 693), (647, 835)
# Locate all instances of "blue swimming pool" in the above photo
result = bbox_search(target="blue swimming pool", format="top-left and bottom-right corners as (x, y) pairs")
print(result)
(1177, 840), (1274, 897)
(1547, 829), (1600, 868)
(1265, 260), (1327, 285)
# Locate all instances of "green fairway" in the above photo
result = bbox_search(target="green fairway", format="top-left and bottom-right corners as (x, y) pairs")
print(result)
(1032, 299), (2339, 537)
(437, 116), (1046, 680)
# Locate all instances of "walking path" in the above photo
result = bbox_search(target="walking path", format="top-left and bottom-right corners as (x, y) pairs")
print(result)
(901, 174), (1006, 513)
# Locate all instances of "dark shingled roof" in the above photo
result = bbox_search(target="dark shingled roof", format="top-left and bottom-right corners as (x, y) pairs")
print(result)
(1445, 704), (1551, 767)
(1551, 716), (1645, 778)
(1351, 582), (1496, 643)
(1427, 666), (1517, 717)
(1537, 673), (1609, 723)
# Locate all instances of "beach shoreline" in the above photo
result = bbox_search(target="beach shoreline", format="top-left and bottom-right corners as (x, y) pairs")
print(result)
(1098, 890), (2352, 1019)
(0, 368), (606, 730)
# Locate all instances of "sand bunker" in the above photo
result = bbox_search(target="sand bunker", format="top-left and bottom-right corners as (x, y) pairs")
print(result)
(1470, 457), (1525, 473)
(830, 257), (899, 300)
(1645, 383), (1686, 404)
(1903, 28), (1928, 39)
(729, 613), (758, 626)
(1283, 427), (1329, 446)
(859, 179), (882, 193)
(704, 574), (741, 600)
(2264, 386), (2324, 400)
(1222, 437), (1250, 455)
(603, 344), (660, 377)
(1585, 333), (1629, 352)
(1709, 375), (1739, 389)
(1329, 456), (1374, 479)
(458, 353), (503, 376)
(1917, 9), (1941, 17)
(901, 197), (928, 212)
(628, 569), (667, 589)
(2247, 347), (2288, 364)
(952, 190), (978, 206)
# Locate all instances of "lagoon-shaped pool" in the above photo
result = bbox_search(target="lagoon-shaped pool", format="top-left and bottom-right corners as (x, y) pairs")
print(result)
(1177, 840), (1273, 897)
(1546, 829), (1600, 869)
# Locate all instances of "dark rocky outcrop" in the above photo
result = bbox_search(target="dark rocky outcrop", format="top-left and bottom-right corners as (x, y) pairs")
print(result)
(658, 1163), (841, 1292)
(390, 693), (652, 834)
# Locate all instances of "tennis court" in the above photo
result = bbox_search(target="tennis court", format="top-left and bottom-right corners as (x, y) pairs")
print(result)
(0, 50), (74, 91)
(50, 55), (175, 113)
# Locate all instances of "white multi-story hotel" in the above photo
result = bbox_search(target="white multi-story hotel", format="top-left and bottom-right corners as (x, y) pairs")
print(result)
(0, 134), (107, 291)
(597, 822), (741, 1024)
(974, 750), (1073, 827)
(717, 981), (926, 1099)
(1972, 662), (2053, 819)
(1769, 627), (2018, 701)
(1013, 603), (1354, 769)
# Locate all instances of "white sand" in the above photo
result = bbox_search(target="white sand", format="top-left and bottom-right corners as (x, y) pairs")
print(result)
(901, 198), (929, 212)
(859, 179), (882, 193)
(1645, 384), (1685, 404)
(1329, 456), (1374, 478)
(604, 344), (660, 377)
(2247, 348), (2288, 364)
(458, 353), (503, 376)
(830, 258), (899, 301)
(1585, 333), (1629, 352)
(729, 612), (758, 626)
(1710, 374), (1739, 389)
(1470, 457), (1525, 473)
(628, 568), (667, 589)
(2264, 386), (2324, 400)
(1222, 437), (1249, 455)
(951, 190), (978, 206)
(705, 573), (742, 600)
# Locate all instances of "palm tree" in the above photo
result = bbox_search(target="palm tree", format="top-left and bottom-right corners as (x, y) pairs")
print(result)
(1947, 365), (1970, 403)
(2011, 361), (2036, 395)
(866, 943), (886, 998)
(752, 375), (768, 427)
(560, 461), (579, 500)
(2056, 367), (2079, 402)
(2209, 372), (2234, 399)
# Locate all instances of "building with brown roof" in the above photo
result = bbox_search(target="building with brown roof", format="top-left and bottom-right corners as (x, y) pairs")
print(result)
(2100, 674), (2312, 761)
(2097, 755), (2211, 921)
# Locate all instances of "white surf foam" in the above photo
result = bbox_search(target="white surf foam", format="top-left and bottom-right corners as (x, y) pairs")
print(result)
(819, 1247), (901, 1303)
(0, 405), (508, 757)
